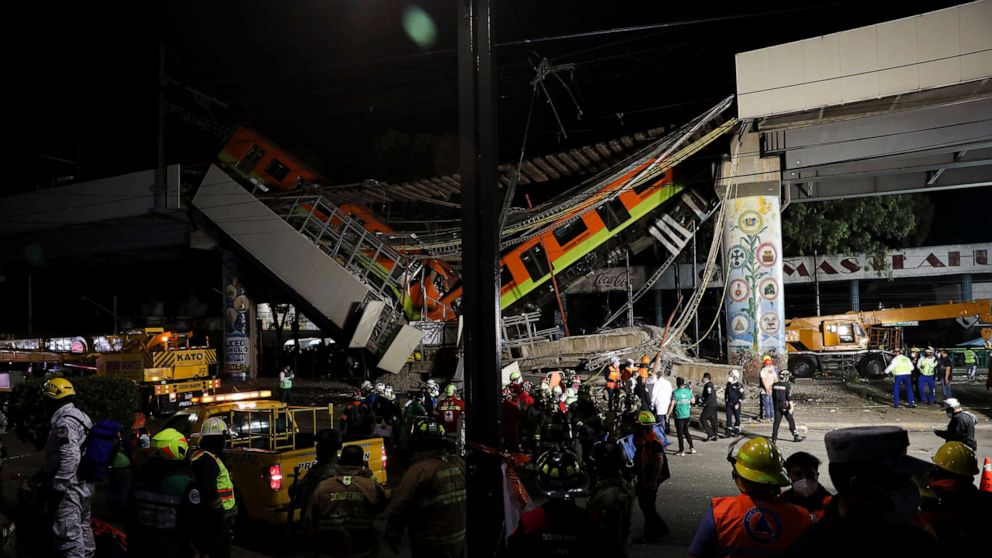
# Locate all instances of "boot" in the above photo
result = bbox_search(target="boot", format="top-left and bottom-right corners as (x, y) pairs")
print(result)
(793, 433), (806, 442)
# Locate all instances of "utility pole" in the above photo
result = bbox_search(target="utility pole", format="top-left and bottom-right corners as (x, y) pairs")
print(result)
(459, 0), (504, 554)
(625, 249), (634, 327)
(814, 250), (821, 316)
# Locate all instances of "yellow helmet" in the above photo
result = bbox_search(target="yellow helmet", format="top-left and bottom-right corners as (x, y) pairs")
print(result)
(733, 436), (790, 486)
(43, 377), (76, 399)
(152, 428), (189, 461)
(933, 441), (979, 476)
(636, 410), (657, 426)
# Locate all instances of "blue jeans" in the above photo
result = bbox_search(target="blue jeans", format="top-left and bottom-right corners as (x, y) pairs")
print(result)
(760, 393), (774, 419)
(918, 376), (936, 404)
(893, 375), (915, 407)
(941, 380), (953, 399)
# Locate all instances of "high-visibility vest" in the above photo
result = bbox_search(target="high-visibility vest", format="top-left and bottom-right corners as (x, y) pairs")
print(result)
(280, 373), (294, 389)
(606, 366), (620, 389)
(964, 350), (976, 364)
(192, 449), (236, 512)
(893, 355), (913, 376)
(919, 357), (937, 376)
(711, 494), (812, 558)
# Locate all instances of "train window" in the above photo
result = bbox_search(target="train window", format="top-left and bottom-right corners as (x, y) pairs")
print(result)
(633, 180), (655, 196)
(236, 145), (265, 174)
(595, 198), (632, 231)
(552, 218), (588, 247)
(265, 158), (291, 181)
(500, 265), (513, 287)
(520, 245), (550, 283)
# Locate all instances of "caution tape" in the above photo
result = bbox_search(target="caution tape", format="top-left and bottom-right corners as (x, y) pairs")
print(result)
(467, 442), (532, 508)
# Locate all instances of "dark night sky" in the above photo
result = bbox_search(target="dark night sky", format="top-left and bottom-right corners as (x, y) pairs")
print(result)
(7, 1), (976, 189)
(2, 1), (989, 337)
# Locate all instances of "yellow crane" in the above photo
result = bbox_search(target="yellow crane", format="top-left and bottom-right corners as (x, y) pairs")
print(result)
(785, 300), (992, 378)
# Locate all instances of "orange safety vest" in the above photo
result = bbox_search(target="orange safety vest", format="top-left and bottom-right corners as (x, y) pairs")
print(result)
(711, 494), (811, 558)
(606, 366), (620, 389)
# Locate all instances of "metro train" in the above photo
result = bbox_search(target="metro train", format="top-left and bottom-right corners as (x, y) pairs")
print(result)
(217, 127), (458, 321)
(216, 126), (686, 322)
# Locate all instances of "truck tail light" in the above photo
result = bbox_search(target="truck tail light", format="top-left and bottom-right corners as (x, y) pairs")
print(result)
(381, 446), (387, 468)
(269, 464), (282, 491)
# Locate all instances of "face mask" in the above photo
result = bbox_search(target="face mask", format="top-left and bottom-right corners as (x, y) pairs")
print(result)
(792, 478), (817, 497)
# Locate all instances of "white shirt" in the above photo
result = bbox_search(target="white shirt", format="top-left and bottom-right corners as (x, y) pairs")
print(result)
(651, 376), (673, 417)
(759, 366), (778, 394)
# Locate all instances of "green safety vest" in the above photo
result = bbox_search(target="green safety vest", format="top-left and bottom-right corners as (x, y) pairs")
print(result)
(919, 357), (937, 376)
(964, 350), (976, 364)
(192, 450), (236, 512)
(892, 355), (913, 375)
(280, 374), (294, 389)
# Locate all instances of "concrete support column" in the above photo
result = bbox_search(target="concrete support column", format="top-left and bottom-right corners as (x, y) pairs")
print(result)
(850, 279), (861, 312)
(718, 132), (786, 378)
(222, 251), (257, 380)
(962, 273), (973, 301)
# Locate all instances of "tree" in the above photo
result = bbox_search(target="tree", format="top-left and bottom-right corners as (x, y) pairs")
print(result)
(781, 195), (933, 272)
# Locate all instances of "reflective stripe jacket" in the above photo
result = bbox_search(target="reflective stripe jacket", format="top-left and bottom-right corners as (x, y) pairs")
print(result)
(305, 465), (386, 558)
(128, 461), (203, 558)
(44, 402), (92, 484)
(191, 449), (236, 514)
(386, 451), (466, 555)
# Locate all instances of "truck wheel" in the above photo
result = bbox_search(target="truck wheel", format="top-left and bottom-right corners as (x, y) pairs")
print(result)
(788, 356), (816, 379)
(859, 355), (886, 379)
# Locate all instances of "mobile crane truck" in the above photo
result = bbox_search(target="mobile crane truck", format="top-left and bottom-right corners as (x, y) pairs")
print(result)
(785, 299), (992, 379)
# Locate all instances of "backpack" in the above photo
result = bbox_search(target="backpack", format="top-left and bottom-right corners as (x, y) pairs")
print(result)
(67, 417), (123, 482)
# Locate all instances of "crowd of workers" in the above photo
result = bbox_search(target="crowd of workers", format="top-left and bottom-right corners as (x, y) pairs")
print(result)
(23, 350), (990, 558)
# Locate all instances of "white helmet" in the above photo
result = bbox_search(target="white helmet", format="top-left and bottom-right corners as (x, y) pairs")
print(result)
(552, 385), (563, 397)
(610, 357), (620, 366)
(383, 386), (395, 400)
(728, 369), (741, 383)
(944, 398), (961, 409)
(200, 417), (228, 437)
(375, 382), (386, 394)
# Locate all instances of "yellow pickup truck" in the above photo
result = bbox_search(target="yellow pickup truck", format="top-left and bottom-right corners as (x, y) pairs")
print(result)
(158, 390), (387, 524)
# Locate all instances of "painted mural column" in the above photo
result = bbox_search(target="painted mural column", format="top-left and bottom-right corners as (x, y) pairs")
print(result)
(719, 132), (786, 380)
(222, 251), (257, 381)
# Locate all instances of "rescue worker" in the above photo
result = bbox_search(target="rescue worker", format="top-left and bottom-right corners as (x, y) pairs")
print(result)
(340, 389), (376, 442)
(688, 436), (811, 558)
(521, 389), (548, 454)
(385, 419), (466, 558)
(909, 347), (922, 402)
(921, 441), (992, 550)
(42, 377), (95, 558)
(724, 370), (744, 438)
(884, 348), (916, 408)
(771, 371), (805, 444)
(397, 391), (428, 456)
(934, 398), (977, 450)
(436, 383), (465, 451)
(938, 348), (954, 400)
(567, 385), (603, 465)
(293, 429), (343, 516)
(360, 380), (376, 407)
(279, 365), (295, 404)
(918, 347), (938, 405)
(538, 392), (571, 454)
(632, 410), (670, 543)
(671, 377), (695, 455)
(605, 357), (622, 412)
(621, 358), (637, 387)
(127, 429), (203, 558)
(190, 417), (236, 558)
(424, 379), (440, 414)
(502, 387), (525, 452)
(758, 355), (777, 420)
(649, 357), (673, 434)
(782, 426), (938, 557)
(779, 451), (831, 519)
(304, 445), (387, 558)
(963, 348), (978, 382)
(509, 369), (523, 386)
(585, 441), (634, 558)
(698, 373), (719, 441)
(507, 450), (588, 557)
(371, 386), (399, 447)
